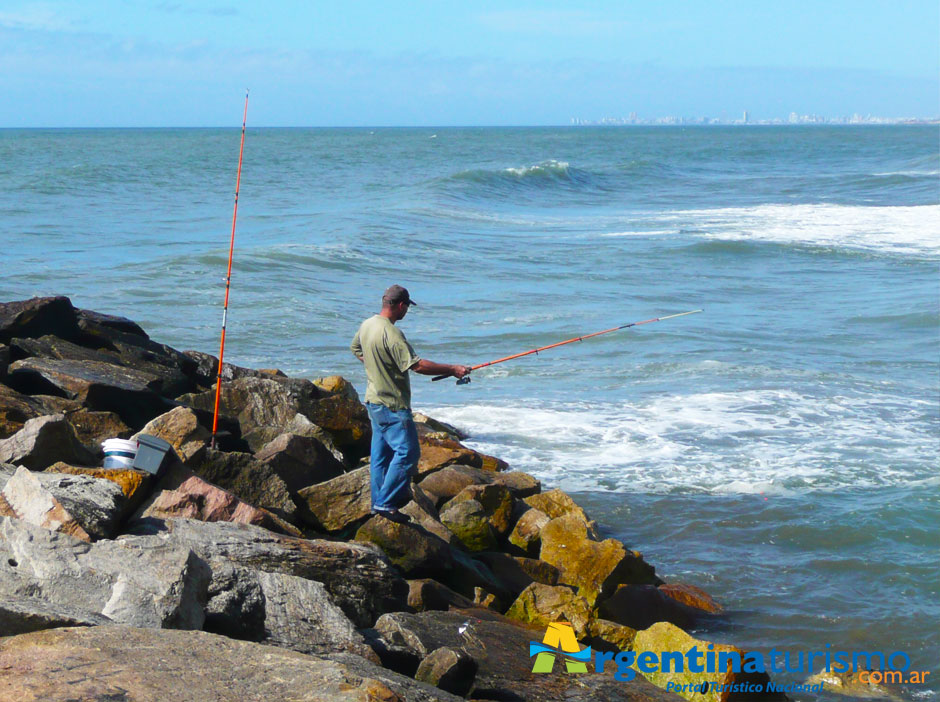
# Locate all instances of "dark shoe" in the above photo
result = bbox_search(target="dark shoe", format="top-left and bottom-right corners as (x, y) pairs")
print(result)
(375, 509), (411, 524)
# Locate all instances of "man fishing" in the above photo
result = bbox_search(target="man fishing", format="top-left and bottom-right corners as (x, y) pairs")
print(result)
(351, 285), (470, 524)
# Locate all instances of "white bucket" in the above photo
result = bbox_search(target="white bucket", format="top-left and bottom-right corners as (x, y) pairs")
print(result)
(102, 438), (138, 469)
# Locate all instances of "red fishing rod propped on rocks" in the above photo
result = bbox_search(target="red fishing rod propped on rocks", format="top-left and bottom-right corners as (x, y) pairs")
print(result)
(210, 90), (249, 449)
(432, 309), (703, 384)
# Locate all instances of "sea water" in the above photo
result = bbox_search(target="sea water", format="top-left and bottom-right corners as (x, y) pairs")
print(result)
(1, 126), (937, 699)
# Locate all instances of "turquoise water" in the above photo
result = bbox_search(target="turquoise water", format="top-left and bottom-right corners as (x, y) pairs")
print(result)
(2, 126), (938, 699)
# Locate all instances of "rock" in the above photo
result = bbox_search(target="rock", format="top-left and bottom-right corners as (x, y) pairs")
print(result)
(0, 594), (112, 636)
(182, 349), (268, 388)
(178, 375), (322, 439)
(598, 584), (709, 631)
(0, 413), (95, 469)
(0, 296), (81, 344)
(633, 622), (782, 702)
(440, 498), (498, 552)
(299, 466), (371, 531)
(412, 412), (468, 440)
(6, 358), (172, 429)
(254, 569), (377, 659)
(136, 463), (302, 537)
(255, 431), (346, 493)
(77, 307), (149, 338)
(45, 462), (153, 517)
(474, 551), (559, 595)
(65, 408), (131, 456)
(0, 382), (48, 439)
(75, 316), (196, 381)
(805, 669), (905, 700)
(417, 436), (488, 476)
(658, 583), (723, 614)
(442, 483), (514, 536)
(0, 466), (92, 541)
(128, 518), (409, 628)
(589, 618), (638, 652)
(407, 579), (476, 612)
(284, 411), (347, 463)
(313, 374), (360, 401)
(300, 386), (371, 459)
(415, 646), (478, 697)
(508, 506), (551, 557)
(0, 516), (210, 629)
(416, 465), (477, 507)
(134, 406), (211, 463)
(0, 343), (8, 379)
(372, 609), (681, 701)
(2, 465), (126, 540)
(0, 625), (467, 702)
(187, 448), (297, 523)
(355, 514), (455, 577)
(473, 587), (502, 611)
(505, 582), (594, 639)
(524, 488), (598, 536)
(401, 484), (464, 547)
(540, 512), (659, 606)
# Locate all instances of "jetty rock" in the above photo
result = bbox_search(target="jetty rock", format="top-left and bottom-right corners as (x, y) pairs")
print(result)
(0, 295), (789, 701)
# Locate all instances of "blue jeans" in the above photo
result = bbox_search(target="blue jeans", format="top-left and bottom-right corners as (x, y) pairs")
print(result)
(365, 403), (420, 512)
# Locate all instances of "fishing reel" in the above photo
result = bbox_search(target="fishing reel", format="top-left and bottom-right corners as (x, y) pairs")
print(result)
(456, 375), (472, 385)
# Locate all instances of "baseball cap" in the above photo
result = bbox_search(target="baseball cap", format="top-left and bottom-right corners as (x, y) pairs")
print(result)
(383, 284), (417, 306)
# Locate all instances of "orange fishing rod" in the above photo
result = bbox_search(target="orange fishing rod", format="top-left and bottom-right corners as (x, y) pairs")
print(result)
(210, 90), (249, 449)
(432, 309), (702, 384)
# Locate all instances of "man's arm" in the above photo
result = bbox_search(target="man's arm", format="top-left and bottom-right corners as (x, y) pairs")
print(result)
(410, 359), (470, 378)
(350, 330), (363, 361)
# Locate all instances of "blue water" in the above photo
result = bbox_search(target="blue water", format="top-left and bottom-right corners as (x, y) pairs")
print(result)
(2, 126), (938, 699)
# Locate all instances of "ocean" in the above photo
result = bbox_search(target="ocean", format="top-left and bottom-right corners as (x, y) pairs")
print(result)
(2, 125), (937, 699)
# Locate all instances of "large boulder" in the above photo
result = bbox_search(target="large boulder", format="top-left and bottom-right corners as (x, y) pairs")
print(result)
(632, 622), (783, 702)
(415, 646), (478, 697)
(0, 413), (96, 469)
(188, 448), (297, 522)
(64, 408), (131, 456)
(0, 516), (210, 630)
(127, 518), (409, 628)
(505, 582), (594, 639)
(6, 359), (172, 429)
(658, 583), (723, 614)
(1, 465), (126, 540)
(473, 551), (559, 595)
(45, 462), (153, 517)
(524, 488), (598, 536)
(0, 343), (9, 380)
(0, 296), (81, 344)
(0, 382), (48, 439)
(441, 483), (514, 537)
(417, 436), (506, 477)
(298, 466), (371, 531)
(134, 406), (211, 463)
(589, 618), (638, 653)
(598, 584), (714, 631)
(508, 506), (551, 557)
(407, 579), (476, 612)
(0, 594), (113, 636)
(439, 497), (497, 552)
(76, 307), (149, 339)
(255, 432), (346, 492)
(372, 609), (682, 701)
(251, 569), (377, 659)
(0, 625), (467, 702)
(355, 515), (455, 578)
(540, 512), (659, 606)
(135, 463), (301, 537)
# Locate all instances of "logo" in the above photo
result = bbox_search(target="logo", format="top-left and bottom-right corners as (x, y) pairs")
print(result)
(529, 622), (592, 674)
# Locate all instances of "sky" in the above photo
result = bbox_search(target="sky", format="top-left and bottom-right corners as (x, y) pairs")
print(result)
(0, 1), (937, 127)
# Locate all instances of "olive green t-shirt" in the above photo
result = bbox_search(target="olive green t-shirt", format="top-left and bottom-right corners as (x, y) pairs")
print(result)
(350, 315), (421, 411)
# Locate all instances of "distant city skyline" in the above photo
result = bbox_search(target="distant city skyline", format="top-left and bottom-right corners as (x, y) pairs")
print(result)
(1, 1), (937, 127)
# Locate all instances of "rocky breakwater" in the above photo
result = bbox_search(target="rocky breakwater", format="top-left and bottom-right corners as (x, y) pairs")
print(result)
(0, 296), (785, 702)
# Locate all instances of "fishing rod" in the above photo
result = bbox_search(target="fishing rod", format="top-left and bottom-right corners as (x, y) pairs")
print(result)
(210, 89), (249, 449)
(432, 309), (702, 384)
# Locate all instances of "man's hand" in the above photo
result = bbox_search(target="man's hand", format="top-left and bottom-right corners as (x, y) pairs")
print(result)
(452, 365), (471, 379)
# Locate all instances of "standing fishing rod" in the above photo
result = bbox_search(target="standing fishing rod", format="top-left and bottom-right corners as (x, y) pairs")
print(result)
(210, 89), (249, 449)
(432, 309), (702, 384)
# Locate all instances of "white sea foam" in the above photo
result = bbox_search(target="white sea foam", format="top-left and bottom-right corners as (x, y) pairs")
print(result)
(504, 160), (570, 177)
(657, 203), (940, 256)
(422, 389), (938, 495)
